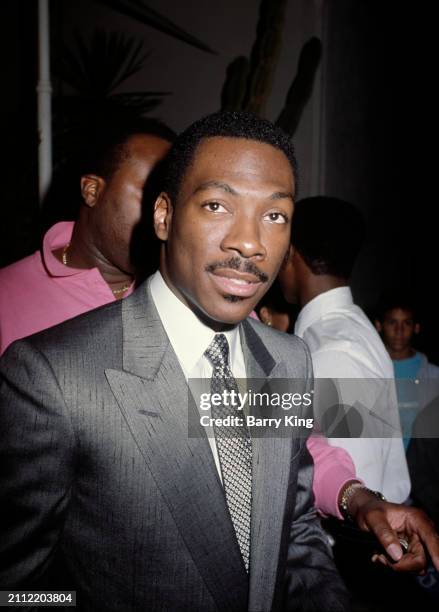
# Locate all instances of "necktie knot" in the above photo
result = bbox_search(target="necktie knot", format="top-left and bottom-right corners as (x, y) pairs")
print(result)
(205, 333), (230, 370)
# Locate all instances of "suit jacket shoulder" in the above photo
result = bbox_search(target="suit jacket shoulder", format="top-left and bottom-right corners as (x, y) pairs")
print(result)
(243, 317), (313, 380)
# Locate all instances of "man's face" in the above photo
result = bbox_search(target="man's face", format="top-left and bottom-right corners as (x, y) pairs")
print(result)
(155, 137), (295, 326)
(92, 134), (171, 274)
(378, 307), (419, 353)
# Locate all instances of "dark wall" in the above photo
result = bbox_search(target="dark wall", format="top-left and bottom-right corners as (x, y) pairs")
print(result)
(322, 0), (437, 360)
(322, 0), (402, 306)
(1, 1), (39, 266)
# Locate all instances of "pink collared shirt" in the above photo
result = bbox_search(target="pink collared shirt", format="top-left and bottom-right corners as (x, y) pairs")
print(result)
(0, 221), (133, 355)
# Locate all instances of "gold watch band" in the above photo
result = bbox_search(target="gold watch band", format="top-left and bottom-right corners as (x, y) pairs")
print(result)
(339, 482), (386, 520)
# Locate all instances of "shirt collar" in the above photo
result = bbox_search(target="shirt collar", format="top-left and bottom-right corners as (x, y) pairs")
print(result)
(295, 286), (353, 338)
(149, 270), (241, 377)
(42, 221), (79, 277)
(41, 221), (134, 297)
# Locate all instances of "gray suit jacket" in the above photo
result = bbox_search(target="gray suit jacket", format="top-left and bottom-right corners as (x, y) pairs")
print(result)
(0, 280), (349, 611)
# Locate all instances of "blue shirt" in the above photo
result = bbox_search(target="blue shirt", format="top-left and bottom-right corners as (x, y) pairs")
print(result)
(393, 352), (422, 450)
(394, 352), (422, 380)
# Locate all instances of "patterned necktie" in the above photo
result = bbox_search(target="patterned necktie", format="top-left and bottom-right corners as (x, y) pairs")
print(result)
(204, 333), (252, 571)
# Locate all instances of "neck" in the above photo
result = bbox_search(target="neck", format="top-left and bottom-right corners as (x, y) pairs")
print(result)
(299, 274), (347, 307)
(54, 221), (134, 293)
(387, 346), (416, 361)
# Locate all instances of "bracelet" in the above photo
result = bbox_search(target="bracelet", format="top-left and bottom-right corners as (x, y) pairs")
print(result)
(339, 483), (386, 520)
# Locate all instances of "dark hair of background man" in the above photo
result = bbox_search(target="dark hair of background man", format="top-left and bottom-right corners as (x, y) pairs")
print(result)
(291, 196), (365, 279)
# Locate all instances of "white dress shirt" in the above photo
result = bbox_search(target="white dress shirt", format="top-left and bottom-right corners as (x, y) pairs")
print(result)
(149, 271), (247, 479)
(295, 287), (410, 502)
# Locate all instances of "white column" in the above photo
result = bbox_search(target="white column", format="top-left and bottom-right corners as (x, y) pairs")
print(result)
(37, 0), (52, 204)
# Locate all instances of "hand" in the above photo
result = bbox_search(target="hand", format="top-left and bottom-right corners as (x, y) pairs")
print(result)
(348, 488), (439, 573)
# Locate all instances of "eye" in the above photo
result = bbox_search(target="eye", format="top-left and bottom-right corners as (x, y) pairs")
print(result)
(264, 211), (288, 224)
(202, 201), (227, 213)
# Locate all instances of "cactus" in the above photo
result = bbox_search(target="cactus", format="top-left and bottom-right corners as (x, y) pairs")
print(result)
(276, 37), (322, 135)
(220, 57), (250, 111)
(219, 1), (322, 139)
(243, 0), (288, 116)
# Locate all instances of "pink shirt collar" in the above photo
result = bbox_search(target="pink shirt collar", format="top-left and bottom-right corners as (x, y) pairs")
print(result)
(42, 222), (134, 296)
(42, 221), (85, 278)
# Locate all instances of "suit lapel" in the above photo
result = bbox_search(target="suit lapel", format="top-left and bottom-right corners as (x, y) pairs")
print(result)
(241, 321), (299, 612)
(105, 282), (248, 612)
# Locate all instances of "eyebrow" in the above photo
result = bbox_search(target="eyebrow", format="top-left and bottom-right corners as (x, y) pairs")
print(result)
(269, 191), (294, 201)
(193, 180), (294, 201)
(193, 181), (238, 196)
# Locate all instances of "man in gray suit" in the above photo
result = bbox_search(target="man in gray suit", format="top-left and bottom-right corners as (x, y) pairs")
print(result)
(0, 112), (349, 611)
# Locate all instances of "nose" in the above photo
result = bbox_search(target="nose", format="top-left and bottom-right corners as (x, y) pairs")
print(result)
(221, 216), (266, 260)
(395, 322), (403, 335)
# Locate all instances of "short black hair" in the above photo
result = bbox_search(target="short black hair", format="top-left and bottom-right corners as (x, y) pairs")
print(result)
(162, 111), (298, 201)
(291, 196), (365, 279)
(78, 117), (176, 179)
(375, 292), (419, 323)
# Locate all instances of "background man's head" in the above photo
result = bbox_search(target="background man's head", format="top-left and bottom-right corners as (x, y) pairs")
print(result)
(77, 118), (175, 275)
(42, 117), (175, 280)
(278, 196), (365, 305)
(153, 111), (297, 327)
(375, 295), (420, 360)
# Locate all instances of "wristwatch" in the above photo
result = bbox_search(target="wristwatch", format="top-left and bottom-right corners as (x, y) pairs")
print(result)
(339, 482), (386, 521)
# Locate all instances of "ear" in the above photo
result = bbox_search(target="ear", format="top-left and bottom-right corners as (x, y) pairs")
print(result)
(154, 192), (173, 241)
(259, 306), (272, 326)
(414, 322), (420, 335)
(375, 320), (383, 333)
(80, 175), (106, 207)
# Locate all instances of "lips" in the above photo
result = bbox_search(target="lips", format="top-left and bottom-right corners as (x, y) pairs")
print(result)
(208, 270), (263, 298)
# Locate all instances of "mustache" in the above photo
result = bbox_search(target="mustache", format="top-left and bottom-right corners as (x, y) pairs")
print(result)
(205, 257), (269, 283)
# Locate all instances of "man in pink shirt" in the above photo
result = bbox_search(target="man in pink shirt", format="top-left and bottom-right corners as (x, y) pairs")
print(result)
(0, 220), (133, 354)
(1, 116), (438, 573)
(0, 118), (175, 354)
